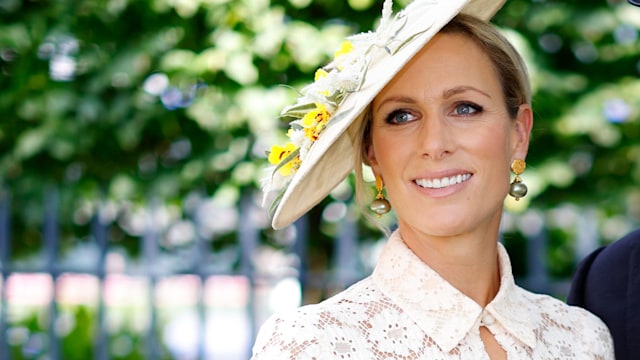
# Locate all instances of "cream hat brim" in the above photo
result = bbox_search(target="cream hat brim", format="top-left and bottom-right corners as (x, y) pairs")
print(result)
(271, 0), (507, 229)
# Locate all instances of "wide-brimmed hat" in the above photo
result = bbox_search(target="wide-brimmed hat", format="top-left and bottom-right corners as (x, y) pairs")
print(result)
(263, 0), (507, 230)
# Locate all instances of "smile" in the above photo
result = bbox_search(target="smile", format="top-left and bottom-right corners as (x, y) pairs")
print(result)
(414, 173), (472, 189)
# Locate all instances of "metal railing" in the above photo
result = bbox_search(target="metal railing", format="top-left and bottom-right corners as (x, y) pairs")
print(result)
(0, 187), (280, 360)
(0, 187), (603, 359)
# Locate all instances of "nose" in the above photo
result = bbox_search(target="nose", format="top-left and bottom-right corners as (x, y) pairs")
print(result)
(418, 115), (453, 160)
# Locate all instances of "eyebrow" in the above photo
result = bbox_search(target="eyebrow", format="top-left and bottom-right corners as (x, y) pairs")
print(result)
(442, 85), (492, 100)
(373, 96), (417, 114)
(374, 85), (492, 113)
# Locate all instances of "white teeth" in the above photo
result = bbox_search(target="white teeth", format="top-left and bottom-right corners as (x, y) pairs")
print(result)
(415, 174), (471, 189)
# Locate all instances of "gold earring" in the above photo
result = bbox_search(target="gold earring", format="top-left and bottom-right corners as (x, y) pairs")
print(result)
(370, 175), (391, 216)
(508, 159), (528, 201)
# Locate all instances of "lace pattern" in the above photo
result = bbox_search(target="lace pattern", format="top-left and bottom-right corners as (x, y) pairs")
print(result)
(251, 231), (614, 359)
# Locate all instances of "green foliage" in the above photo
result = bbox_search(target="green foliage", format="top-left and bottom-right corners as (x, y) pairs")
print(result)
(494, 0), (640, 221)
(1, 0), (639, 281)
(5, 305), (160, 359)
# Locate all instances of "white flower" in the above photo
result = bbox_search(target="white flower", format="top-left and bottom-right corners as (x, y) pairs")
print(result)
(288, 128), (305, 148)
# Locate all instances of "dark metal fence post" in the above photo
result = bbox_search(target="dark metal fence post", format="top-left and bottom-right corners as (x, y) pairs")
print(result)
(143, 201), (160, 360)
(333, 212), (359, 291)
(92, 207), (109, 360)
(238, 191), (258, 359)
(43, 187), (60, 360)
(527, 230), (548, 293)
(293, 215), (308, 295)
(576, 207), (599, 261)
(195, 243), (206, 360)
(0, 188), (11, 360)
(191, 194), (207, 360)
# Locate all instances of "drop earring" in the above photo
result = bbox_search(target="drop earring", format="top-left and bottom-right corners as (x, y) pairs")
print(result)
(370, 175), (391, 216)
(508, 159), (528, 201)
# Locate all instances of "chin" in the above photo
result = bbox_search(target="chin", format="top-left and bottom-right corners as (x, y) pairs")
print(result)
(401, 215), (471, 237)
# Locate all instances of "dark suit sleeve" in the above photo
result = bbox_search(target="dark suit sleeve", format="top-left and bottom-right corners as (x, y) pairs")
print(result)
(567, 247), (604, 306)
(566, 229), (640, 360)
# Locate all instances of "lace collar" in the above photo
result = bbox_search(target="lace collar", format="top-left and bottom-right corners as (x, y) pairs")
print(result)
(372, 230), (537, 352)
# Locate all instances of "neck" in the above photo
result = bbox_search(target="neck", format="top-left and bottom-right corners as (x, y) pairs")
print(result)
(398, 226), (502, 307)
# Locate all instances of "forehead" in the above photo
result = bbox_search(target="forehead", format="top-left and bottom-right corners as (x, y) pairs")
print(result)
(373, 33), (500, 101)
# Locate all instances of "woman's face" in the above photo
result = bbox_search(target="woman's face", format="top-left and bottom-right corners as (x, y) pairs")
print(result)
(367, 32), (532, 239)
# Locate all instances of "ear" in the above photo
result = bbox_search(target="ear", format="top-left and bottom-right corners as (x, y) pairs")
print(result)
(511, 104), (533, 161)
(366, 141), (381, 175)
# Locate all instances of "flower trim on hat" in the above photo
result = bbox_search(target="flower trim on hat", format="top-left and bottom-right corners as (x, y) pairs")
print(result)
(263, 0), (431, 217)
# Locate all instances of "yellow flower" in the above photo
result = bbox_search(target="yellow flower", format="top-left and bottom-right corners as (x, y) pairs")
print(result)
(302, 104), (331, 141)
(334, 41), (353, 59)
(268, 142), (300, 176)
(302, 103), (330, 127)
(314, 68), (328, 81)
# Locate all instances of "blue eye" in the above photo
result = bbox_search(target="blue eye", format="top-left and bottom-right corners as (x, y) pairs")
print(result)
(453, 103), (482, 116)
(385, 110), (417, 124)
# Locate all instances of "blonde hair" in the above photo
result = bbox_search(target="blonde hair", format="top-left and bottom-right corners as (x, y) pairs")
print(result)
(440, 13), (531, 117)
(354, 13), (531, 230)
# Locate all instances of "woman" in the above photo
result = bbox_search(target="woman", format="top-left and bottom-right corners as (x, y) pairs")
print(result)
(255, 0), (614, 358)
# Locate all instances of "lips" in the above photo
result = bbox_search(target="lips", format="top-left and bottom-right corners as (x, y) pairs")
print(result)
(414, 173), (472, 189)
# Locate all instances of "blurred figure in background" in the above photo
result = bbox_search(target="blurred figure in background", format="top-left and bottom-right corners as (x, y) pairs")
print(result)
(568, 228), (640, 360)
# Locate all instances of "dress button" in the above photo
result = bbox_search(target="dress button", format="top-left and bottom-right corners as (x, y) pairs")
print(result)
(481, 313), (495, 326)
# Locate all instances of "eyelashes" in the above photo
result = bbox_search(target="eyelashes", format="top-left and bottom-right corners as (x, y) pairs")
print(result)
(385, 109), (417, 124)
(383, 102), (484, 125)
(452, 102), (483, 116)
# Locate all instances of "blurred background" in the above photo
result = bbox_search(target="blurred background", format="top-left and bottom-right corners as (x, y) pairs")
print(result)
(0, 0), (639, 359)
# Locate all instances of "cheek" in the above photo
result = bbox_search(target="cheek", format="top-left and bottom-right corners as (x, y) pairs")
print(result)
(473, 127), (513, 173)
(471, 122), (512, 153)
(478, 135), (509, 157)
(370, 131), (410, 169)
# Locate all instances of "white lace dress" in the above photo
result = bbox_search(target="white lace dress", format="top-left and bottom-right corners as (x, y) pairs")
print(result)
(251, 231), (614, 359)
